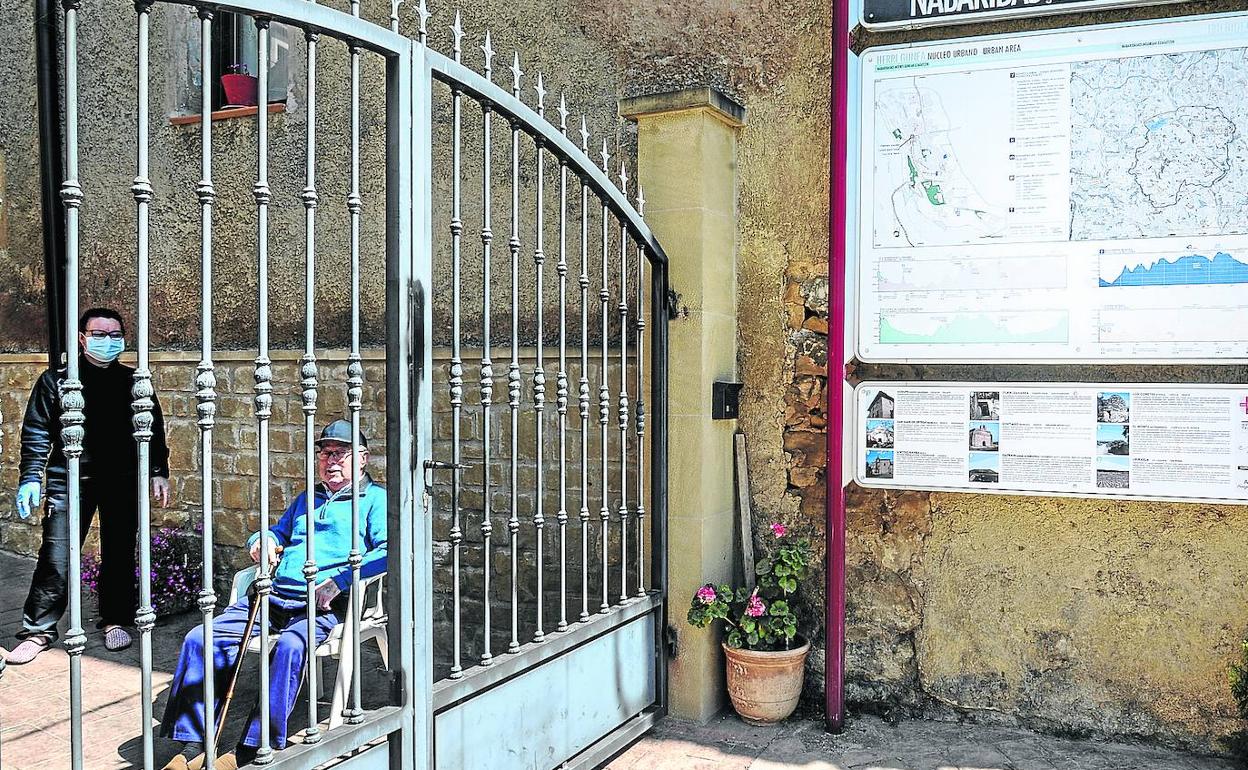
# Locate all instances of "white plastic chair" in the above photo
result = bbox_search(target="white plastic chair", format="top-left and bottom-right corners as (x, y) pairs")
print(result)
(228, 566), (389, 729)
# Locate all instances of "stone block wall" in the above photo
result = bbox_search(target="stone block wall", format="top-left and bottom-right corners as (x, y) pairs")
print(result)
(427, 352), (639, 677)
(0, 350), (390, 597)
(0, 347), (642, 665)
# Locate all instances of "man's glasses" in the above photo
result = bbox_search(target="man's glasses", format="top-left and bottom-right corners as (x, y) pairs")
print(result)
(86, 331), (125, 340)
(317, 447), (354, 461)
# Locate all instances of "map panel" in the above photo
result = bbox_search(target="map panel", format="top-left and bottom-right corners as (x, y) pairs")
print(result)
(1070, 49), (1248, 240)
(856, 14), (1248, 362)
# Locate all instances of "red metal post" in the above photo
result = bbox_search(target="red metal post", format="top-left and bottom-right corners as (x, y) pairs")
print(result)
(825, 0), (850, 735)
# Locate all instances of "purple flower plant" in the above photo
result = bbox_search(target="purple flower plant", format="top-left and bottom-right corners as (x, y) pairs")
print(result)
(81, 525), (201, 617)
(696, 584), (717, 605)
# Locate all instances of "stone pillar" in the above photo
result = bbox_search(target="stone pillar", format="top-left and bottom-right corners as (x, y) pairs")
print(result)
(621, 88), (746, 722)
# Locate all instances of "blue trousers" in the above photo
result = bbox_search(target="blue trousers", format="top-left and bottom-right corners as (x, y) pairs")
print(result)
(161, 594), (339, 749)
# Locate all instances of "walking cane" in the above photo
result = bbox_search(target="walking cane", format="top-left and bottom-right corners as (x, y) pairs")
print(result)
(214, 546), (283, 747)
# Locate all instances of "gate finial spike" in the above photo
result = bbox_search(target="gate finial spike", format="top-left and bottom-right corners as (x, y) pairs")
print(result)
(389, 0), (403, 35)
(482, 31), (495, 81)
(417, 0), (430, 42)
(558, 92), (569, 134)
(618, 160), (629, 193)
(451, 10), (463, 61)
(579, 116), (590, 152)
(600, 139), (610, 173)
(535, 73), (547, 116)
(510, 51), (523, 97)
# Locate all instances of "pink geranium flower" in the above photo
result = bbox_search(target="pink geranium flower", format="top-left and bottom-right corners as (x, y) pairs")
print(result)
(696, 585), (717, 604)
(770, 522), (787, 538)
(746, 594), (766, 617)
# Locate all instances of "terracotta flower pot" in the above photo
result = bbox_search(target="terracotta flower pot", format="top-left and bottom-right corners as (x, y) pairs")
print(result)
(722, 639), (810, 724)
(221, 73), (259, 106)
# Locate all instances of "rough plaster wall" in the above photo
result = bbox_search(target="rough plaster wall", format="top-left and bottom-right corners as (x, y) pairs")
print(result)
(920, 492), (1248, 753)
(839, 484), (1248, 754)
(0, 0), (48, 348)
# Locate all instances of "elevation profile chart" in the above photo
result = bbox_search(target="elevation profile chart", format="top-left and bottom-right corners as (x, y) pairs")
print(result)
(855, 13), (1248, 362)
(1099, 250), (1248, 287)
(879, 311), (1069, 345)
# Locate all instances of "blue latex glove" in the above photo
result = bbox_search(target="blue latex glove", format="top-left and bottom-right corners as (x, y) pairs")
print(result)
(16, 482), (41, 520)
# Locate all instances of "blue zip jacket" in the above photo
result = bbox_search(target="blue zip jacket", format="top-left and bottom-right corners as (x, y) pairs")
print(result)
(247, 474), (387, 599)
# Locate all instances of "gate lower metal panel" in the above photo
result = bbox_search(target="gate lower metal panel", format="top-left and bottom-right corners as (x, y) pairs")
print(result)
(434, 612), (656, 770)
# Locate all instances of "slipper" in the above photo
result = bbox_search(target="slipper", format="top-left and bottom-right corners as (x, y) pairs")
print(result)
(104, 626), (133, 651)
(212, 752), (239, 770)
(5, 635), (53, 665)
(161, 755), (191, 770)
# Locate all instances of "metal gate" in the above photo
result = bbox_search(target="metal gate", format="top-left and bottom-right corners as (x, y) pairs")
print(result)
(34, 0), (669, 767)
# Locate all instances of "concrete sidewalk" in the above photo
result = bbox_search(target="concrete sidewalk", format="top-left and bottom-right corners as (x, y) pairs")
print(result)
(606, 711), (1239, 770)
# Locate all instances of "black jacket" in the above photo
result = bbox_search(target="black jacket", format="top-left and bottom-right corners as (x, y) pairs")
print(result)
(20, 357), (170, 489)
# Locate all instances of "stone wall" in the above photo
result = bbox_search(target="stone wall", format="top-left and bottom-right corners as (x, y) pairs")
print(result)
(0, 348), (639, 666)
(0, 351), (389, 593)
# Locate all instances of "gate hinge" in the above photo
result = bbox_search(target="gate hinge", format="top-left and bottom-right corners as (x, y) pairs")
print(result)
(666, 289), (682, 320)
(665, 624), (679, 658)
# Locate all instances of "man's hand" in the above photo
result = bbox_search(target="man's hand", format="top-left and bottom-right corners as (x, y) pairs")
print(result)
(315, 578), (342, 612)
(250, 537), (279, 566)
(151, 477), (171, 508)
(15, 482), (41, 520)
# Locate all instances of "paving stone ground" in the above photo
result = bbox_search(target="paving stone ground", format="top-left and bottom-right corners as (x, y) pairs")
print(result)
(1, 542), (1241, 770)
(607, 712), (1241, 770)
(0, 550), (387, 769)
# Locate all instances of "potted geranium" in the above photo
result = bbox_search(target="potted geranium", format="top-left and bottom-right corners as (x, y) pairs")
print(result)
(687, 522), (812, 724)
(221, 63), (259, 107)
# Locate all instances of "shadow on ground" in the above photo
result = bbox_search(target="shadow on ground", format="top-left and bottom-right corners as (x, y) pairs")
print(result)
(0, 550), (389, 769)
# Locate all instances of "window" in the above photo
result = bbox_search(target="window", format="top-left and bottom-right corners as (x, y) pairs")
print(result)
(211, 12), (291, 110)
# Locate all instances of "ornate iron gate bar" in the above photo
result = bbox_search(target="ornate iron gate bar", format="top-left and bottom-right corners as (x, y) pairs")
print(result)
(427, 52), (673, 259)
(131, 3), (157, 767)
(60, 1), (87, 766)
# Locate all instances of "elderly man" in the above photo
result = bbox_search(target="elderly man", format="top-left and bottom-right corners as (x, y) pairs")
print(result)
(161, 419), (387, 770)
(8, 307), (171, 664)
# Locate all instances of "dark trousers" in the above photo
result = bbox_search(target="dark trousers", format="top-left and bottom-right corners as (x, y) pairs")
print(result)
(19, 475), (140, 641)
(162, 595), (340, 749)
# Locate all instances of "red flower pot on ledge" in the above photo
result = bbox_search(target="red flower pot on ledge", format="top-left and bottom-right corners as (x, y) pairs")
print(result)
(221, 71), (259, 107)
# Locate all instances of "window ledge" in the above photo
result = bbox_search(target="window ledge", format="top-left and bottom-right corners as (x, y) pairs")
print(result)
(169, 102), (286, 126)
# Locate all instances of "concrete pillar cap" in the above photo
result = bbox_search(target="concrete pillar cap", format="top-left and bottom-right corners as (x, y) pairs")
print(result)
(619, 87), (747, 128)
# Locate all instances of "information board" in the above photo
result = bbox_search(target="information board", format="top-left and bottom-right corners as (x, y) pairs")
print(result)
(860, 0), (1185, 31)
(854, 382), (1248, 504)
(856, 14), (1248, 363)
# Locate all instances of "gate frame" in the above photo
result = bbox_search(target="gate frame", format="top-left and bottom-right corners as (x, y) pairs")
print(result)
(45, 0), (668, 762)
